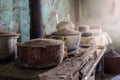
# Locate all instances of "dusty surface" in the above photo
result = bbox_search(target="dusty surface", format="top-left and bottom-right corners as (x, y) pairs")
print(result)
(0, 46), (97, 80)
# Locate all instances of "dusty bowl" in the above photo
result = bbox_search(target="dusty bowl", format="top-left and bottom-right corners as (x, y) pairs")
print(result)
(56, 21), (75, 31)
(52, 28), (81, 52)
(17, 38), (64, 69)
(78, 25), (90, 32)
(0, 31), (19, 61)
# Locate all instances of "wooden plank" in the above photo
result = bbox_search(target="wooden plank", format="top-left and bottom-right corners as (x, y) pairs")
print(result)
(82, 47), (107, 80)
(80, 46), (97, 62)
(80, 58), (95, 76)
(0, 46), (97, 80)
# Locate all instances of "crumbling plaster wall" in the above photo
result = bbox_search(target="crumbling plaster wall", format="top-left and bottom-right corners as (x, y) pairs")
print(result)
(0, 0), (30, 42)
(0, 0), (77, 41)
(80, 0), (120, 50)
(42, 0), (76, 35)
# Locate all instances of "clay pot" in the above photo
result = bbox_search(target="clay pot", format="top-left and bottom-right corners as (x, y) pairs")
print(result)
(80, 31), (94, 46)
(78, 25), (90, 32)
(56, 21), (75, 31)
(52, 28), (81, 52)
(0, 31), (19, 61)
(17, 39), (64, 69)
(80, 36), (95, 46)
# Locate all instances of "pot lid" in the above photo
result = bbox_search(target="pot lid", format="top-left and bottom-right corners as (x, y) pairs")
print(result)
(20, 38), (64, 47)
(52, 28), (81, 36)
(78, 25), (90, 32)
(78, 25), (90, 28)
(0, 31), (20, 37)
(56, 21), (75, 30)
(90, 26), (101, 29)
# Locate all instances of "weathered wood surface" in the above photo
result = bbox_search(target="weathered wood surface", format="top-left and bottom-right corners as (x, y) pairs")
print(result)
(0, 46), (97, 80)
(82, 47), (107, 80)
(80, 58), (95, 76)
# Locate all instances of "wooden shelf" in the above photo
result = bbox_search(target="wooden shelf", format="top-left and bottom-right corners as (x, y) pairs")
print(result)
(0, 46), (106, 80)
(81, 47), (107, 80)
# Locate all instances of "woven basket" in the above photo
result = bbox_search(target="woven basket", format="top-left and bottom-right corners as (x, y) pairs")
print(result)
(104, 56), (120, 74)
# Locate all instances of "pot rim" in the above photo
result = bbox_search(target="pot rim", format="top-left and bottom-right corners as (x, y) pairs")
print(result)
(52, 28), (82, 36)
(17, 38), (64, 47)
(52, 33), (81, 36)
(0, 31), (20, 37)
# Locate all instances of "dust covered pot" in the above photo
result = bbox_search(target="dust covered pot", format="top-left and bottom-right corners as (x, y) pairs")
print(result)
(17, 39), (64, 68)
(56, 21), (75, 31)
(0, 31), (19, 61)
(52, 28), (81, 52)
(78, 25), (90, 32)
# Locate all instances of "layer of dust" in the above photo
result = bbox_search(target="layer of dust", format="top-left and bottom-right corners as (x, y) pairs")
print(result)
(21, 39), (64, 46)
(52, 28), (81, 36)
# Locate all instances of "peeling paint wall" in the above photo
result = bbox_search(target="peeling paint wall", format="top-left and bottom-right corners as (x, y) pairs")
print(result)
(0, 0), (77, 41)
(42, 0), (76, 35)
(80, 0), (120, 50)
(0, 0), (30, 42)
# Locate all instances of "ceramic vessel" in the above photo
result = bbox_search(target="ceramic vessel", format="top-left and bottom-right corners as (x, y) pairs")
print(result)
(0, 31), (19, 60)
(56, 21), (75, 31)
(52, 28), (81, 52)
(78, 25), (90, 32)
(17, 39), (64, 68)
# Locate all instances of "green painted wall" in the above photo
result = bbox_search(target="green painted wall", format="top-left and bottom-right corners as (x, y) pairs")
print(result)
(0, 0), (30, 42)
(0, 0), (76, 41)
(42, 0), (76, 35)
